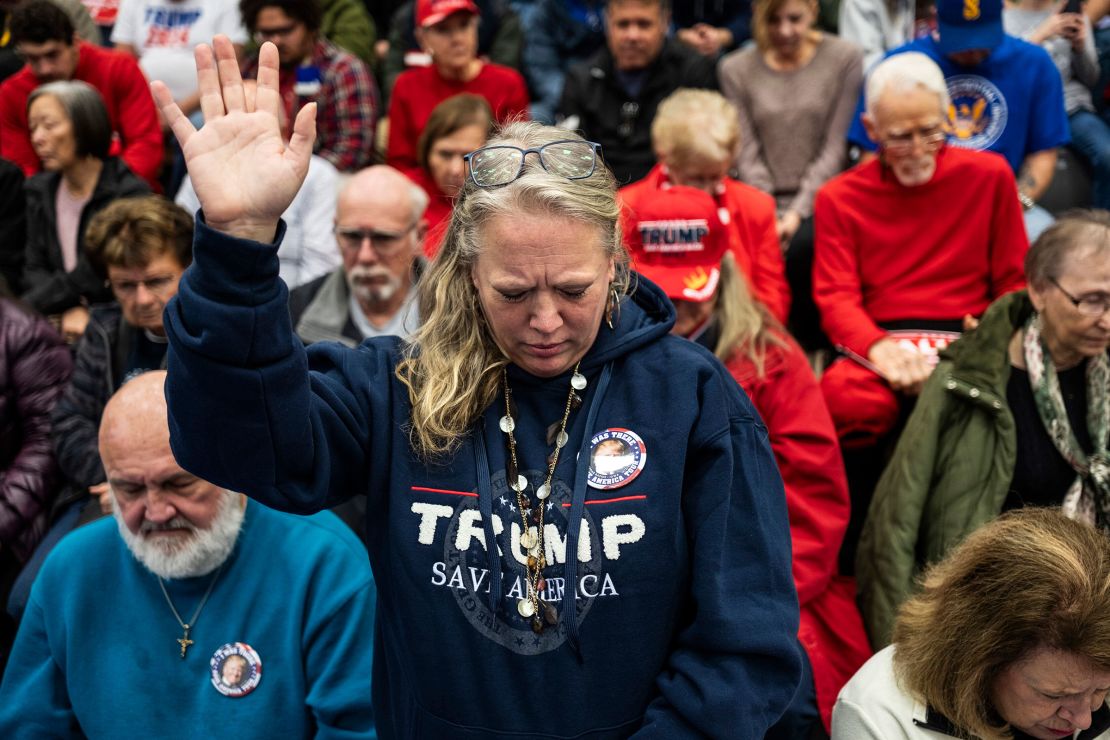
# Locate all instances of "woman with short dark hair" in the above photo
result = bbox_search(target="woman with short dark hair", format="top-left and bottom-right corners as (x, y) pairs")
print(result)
(20, 80), (149, 341)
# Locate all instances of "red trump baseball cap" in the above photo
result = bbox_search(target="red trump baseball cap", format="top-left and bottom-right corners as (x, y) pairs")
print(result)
(416, 0), (480, 28)
(622, 186), (729, 303)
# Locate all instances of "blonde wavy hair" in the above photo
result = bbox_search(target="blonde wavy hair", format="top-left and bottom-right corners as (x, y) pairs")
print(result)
(708, 252), (784, 375)
(651, 88), (740, 169)
(396, 122), (631, 459)
(892, 509), (1110, 740)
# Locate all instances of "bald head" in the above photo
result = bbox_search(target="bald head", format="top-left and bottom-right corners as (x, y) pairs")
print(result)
(99, 370), (170, 467)
(337, 165), (430, 226)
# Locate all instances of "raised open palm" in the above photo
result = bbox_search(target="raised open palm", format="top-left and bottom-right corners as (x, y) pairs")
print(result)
(151, 36), (315, 242)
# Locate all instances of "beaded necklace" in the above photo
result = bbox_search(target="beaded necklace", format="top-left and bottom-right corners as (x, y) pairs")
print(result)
(499, 362), (586, 632)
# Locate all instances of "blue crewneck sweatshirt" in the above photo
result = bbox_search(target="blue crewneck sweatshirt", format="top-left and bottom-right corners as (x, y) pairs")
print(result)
(162, 218), (801, 739)
(0, 502), (377, 739)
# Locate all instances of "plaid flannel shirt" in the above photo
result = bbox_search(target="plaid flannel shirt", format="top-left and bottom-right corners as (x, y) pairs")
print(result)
(244, 39), (378, 172)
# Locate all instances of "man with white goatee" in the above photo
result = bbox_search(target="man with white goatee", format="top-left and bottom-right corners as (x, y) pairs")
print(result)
(289, 164), (429, 346)
(813, 52), (1029, 573)
(0, 371), (377, 739)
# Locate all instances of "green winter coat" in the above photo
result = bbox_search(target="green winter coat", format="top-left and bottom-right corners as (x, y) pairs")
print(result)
(855, 290), (1033, 649)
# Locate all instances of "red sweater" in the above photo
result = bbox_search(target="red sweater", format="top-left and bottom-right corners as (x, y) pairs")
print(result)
(813, 147), (1028, 357)
(0, 42), (162, 188)
(620, 165), (791, 323)
(407, 167), (453, 259)
(386, 62), (530, 174)
(726, 334), (871, 731)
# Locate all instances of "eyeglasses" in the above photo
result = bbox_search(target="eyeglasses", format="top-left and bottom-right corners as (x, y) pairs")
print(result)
(109, 274), (178, 297)
(1051, 277), (1110, 317)
(333, 223), (417, 257)
(880, 126), (947, 156)
(463, 140), (602, 188)
(253, 23), (302, 42)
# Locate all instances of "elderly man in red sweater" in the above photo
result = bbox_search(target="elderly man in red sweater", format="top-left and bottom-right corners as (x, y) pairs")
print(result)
(814, 52), (1028, 570)
(0, 1), (161, 189)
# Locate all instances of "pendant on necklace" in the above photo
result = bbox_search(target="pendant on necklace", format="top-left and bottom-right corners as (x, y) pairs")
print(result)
(543, 602), (559, 626)
(511, 474), (528, 492)
(571, 372), (587, 391)
(536, 483), (551, 500)
(178, 625), (194, 658)
(517, 599), (536, 618)
(520, 529), (537, 549)
(499, 415), (515, 433)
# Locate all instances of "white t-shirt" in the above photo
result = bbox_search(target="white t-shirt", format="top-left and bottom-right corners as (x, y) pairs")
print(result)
(111, 0), (246, 101)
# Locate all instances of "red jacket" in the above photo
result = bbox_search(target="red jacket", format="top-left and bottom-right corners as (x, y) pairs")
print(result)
(726, 332), (871, 730)
(813, 147), (1028, 357)
(621, 165), (791, 323)
(0, 42), (162, 189)
(386, 62), (530, 175)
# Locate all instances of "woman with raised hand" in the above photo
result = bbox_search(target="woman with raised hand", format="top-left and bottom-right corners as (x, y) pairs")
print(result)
(152, 35), (801, 740)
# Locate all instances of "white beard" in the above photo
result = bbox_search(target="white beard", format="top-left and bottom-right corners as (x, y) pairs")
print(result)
(113, 489), (245, 580)
(346, 265), (402, 305)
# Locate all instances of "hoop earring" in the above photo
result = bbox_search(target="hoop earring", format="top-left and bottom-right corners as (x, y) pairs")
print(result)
(605, 286), (620, 330)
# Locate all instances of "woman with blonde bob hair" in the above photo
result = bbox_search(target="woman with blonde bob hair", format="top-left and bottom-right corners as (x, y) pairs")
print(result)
(152, 37), (802, 739)
(834, 508), (1110, 740)
(623, 184), (871, 737)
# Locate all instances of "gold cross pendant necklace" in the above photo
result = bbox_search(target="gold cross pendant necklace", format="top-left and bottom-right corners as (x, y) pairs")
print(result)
(157, 565), (224, 659)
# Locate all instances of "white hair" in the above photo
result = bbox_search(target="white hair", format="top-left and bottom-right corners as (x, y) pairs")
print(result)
(865, 52), (950, 119)
(112, 488), (245, 580)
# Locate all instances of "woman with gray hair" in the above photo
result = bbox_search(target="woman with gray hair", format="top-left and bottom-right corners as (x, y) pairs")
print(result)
(836, 507), (1110, 739)
(856, 210), (1110, 648)
(148, 35), (802, 739)
(20, 79), (148, 340)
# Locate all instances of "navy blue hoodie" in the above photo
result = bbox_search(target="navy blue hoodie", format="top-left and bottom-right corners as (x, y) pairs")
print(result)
(164, 219), (801, 739)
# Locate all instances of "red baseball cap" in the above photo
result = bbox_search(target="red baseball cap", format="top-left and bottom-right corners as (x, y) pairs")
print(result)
(622, 186), (729, 303)
(416, 0), (480, 28)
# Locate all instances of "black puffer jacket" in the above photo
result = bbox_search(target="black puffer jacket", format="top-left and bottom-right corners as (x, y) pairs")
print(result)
(21, 157), (148, 315)
(0, 298), (73, 563)
(52, 303), (157, 500)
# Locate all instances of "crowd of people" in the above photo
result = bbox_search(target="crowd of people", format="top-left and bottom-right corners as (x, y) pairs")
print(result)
(0, 0), (1108, 738)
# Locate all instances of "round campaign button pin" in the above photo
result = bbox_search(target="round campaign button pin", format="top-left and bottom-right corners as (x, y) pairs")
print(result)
(586, 428), (646, 490)
(211, 642), (262, 698)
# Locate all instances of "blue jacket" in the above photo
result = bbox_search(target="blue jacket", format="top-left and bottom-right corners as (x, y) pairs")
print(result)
(0, 502), (377, 739)
(162, 218), (801, 739)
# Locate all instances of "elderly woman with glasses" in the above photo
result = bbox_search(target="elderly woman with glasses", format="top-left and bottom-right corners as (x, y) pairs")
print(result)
(856, 210), (1110, 650)
(148, 36), (802, 740)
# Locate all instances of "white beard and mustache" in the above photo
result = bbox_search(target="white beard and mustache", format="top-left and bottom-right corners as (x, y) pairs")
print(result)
(346, 265), (403, 305)
(112, 489), (245, 580)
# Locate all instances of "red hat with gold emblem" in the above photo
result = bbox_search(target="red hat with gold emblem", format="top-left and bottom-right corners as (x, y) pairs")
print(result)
(622, 185), (729, 303)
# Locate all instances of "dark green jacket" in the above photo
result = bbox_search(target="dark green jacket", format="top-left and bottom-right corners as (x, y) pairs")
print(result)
(856, 290), (1033, 648)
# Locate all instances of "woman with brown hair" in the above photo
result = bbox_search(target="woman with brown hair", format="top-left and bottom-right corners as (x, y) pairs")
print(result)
(409, 92), (492, 258)
(835, 508), (1110, 740)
